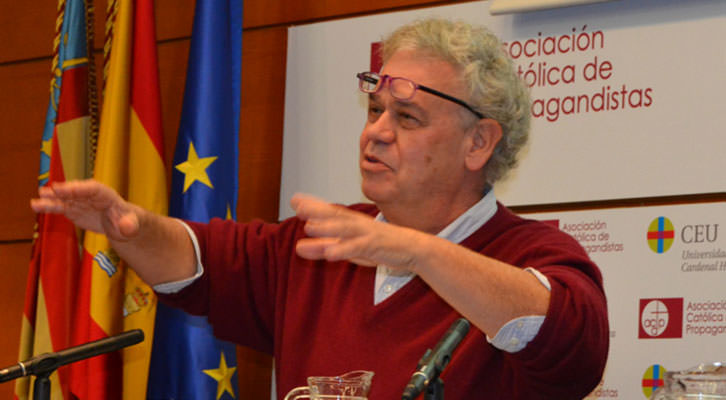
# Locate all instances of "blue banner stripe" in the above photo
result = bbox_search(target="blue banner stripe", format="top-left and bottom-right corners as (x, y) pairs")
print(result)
(93, 252), (116, 277)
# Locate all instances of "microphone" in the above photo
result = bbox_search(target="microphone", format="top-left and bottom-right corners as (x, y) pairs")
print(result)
(0, 329), (144, 383)
(401, 318), (470, 400)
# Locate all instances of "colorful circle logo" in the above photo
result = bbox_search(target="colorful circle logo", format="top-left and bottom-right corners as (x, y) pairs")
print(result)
(642, 364), (667, 398)
(647, 217), (674, 253)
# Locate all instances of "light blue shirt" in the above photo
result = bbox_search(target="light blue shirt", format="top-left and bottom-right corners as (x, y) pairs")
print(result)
(373, 190), (550, 353)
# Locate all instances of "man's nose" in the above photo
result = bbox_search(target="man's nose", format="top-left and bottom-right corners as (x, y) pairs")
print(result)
(362, 111), (396, 144)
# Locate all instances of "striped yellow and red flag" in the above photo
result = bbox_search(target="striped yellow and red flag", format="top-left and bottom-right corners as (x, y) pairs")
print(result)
(69, 0), (167, 398)
(14, 0), (96, 398)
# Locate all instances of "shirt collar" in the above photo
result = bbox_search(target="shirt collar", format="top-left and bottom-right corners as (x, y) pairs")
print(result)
(375, 188), (498, 244)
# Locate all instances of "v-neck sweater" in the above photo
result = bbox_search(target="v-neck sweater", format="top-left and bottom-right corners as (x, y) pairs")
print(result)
(157, 202), (609, 400)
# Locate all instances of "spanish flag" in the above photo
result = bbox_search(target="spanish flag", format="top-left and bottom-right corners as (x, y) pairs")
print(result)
(15, 0), (95, 398)
(70, 0), (167, 398)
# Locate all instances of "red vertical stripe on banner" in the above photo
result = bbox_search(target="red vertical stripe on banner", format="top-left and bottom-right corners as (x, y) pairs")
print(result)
(131, 0), (164, 159)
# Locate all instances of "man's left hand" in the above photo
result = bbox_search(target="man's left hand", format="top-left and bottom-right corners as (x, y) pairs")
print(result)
(291, 193), (423, 271)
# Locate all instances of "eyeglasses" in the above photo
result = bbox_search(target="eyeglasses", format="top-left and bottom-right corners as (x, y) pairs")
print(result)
(356, 71), (484, 119)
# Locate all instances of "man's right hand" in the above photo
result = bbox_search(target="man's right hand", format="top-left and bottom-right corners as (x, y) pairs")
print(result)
(30, 179), (140, 242)
(31, 179), (197, 286)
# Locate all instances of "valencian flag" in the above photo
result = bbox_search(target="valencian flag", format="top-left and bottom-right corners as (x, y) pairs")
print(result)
(146, 0), (242, 399)
(14, 0), (96, 398)
(70, 0), (167, 399)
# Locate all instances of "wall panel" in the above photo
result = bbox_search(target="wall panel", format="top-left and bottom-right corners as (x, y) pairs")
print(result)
(0, 241), (32, 400)
(0, 1), (56, 63)
(243, 0), (476, 28)
(0, 0), (467, 64)
(0, 0), (195, 64)
(0, 59), (50, 241)
(238, 27), (287, 223)
(154, 0), (195, 42)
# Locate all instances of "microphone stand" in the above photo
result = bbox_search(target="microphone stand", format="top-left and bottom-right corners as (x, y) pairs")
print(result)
(401, 318), (470, 400)
(424, 377), (445, 400)
(33, 370), (51, 400)
(0, 329), (144, 400)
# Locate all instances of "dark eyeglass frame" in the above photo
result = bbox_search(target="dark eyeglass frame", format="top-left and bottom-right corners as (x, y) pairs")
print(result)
(356, 72), (485, 119)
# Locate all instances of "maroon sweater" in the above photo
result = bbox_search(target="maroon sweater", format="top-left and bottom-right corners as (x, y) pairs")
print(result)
(157, 203), (609, 399)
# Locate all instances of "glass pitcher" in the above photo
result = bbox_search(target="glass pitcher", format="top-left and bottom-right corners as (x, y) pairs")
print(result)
(284, 370), (374, 400)
(651, 362), (726, 399)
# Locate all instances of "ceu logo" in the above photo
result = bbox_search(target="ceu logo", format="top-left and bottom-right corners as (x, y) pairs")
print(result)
(647, 216), (675, 253)
(642, 364), (667, 399)
(638, 298), (683, 339)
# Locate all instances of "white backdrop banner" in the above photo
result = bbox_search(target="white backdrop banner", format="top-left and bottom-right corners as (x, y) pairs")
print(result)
(280, 0), (726, 218)
(526, 202), (726, 399)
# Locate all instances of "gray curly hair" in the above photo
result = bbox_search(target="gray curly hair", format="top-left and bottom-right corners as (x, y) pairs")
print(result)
(381, 18), (531, 184)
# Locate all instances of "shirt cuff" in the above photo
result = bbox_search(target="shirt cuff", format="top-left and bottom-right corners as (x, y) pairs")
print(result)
(153, 219), (204, 294)
(486, 267), (550, 353)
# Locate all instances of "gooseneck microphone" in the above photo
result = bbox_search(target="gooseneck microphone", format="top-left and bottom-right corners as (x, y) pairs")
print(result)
(0, 329), (144, 383)
(401, 318), (470, 400)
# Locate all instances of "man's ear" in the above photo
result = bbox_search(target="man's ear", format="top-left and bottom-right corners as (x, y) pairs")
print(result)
(465, 119), (503, 172)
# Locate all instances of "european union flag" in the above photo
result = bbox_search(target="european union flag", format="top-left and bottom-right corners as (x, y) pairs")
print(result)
(147, 0), (242, 399)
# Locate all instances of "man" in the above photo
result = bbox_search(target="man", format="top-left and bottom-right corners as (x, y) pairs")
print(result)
(32, 19), (608, 399)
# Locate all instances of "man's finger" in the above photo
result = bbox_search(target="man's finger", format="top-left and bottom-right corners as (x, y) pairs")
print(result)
(30, 197), (64, 213)
(291, 193), (349, 220)
(51, 180), (100, 200)
(295, 237), (339, 260)
(303, 217), (366, 239)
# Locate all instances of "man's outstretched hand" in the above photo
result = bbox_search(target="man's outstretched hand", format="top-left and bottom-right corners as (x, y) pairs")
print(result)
(30, 179), (140, 242)
(291, 193), (423, 271)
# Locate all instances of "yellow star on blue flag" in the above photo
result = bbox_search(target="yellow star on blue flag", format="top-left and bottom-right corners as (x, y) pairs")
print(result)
(147, 1), (242, 399)
(41, 138), (53, 158)
(175, 141), (218, 192)
(203, 352), (237, 400)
